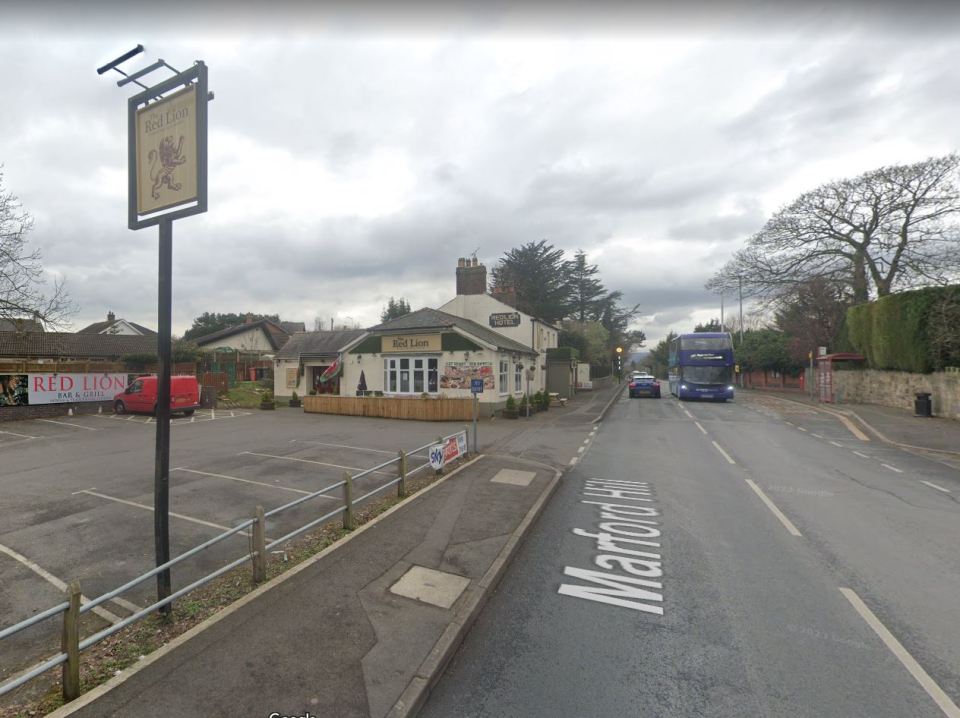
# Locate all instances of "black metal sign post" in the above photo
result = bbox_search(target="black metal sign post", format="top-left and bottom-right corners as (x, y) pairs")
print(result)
(99, 48), (210, 615)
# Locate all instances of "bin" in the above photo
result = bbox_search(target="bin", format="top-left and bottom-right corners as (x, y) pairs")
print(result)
(914, 392), (932, 417)
(200, 385), (218, 409)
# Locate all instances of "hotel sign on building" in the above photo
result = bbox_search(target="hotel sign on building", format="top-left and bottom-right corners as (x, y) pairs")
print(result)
(380, 334), (442, 353)
(489, 312), (521, 328)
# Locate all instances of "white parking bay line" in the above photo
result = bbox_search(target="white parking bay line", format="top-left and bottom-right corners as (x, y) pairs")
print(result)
(829, 441), (843, 448)
(78, 489), (249, 534)
(812, 433), (825, 439)
(712, 441), (736, 465)
(882, 464), (904, 474)
(37, 418), (97, 431)
(744, 479), (802, 537)
(241, 451), (393, 475)
(839, 587), (960, 718)
(694, 422), (707, 435)
(0, 542), (122, 624)
(853, 451), (870, 459)
(289, 440), (396, 455)
(0, 429), (40, 439)
(920, 480), (951, 494)
(173, 467), (325, 497)
(797, 427), (808, 432)
(683, 409), (694, 419)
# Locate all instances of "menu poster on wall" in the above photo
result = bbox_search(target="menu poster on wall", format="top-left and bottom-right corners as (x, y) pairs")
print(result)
(440, 362), (495, 390)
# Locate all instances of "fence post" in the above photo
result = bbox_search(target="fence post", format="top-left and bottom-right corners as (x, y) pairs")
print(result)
(61, 580), (81, 702)
(342, 472), (355, 530)
(398, 450), (407, 498)
(252, 506), (266, 584)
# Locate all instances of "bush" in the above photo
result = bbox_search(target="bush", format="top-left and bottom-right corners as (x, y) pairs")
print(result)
(291, 390), (298, 401)
(845, 285), (960, 372)
(505, 395), (516, 412)
(260, 390), (274, 403)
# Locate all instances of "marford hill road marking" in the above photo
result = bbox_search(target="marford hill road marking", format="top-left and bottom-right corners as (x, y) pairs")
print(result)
(558, 478), (665, 616)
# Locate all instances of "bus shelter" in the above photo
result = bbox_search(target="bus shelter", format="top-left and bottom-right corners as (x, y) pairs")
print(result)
(815, 352), (864, 403)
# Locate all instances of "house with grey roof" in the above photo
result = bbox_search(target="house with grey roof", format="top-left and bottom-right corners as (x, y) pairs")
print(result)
(193, 318), (292, 355)
(273, 329), (365, 398)
(77, 311), (156, 336)
(314, 305), (539, 413)
(0, 332), (157, 362)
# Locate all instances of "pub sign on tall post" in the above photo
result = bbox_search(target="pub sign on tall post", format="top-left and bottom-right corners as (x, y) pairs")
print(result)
(102, 49), (211, 614)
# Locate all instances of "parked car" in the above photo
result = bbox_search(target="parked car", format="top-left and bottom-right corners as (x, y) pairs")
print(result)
(629, 374), (661, 398)
(114, 375), (200, 416)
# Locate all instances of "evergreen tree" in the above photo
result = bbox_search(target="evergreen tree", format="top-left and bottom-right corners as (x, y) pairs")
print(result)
(564, 250), (606, 321)
(380, 297), (412, 323)
(490, 240), (570, 323)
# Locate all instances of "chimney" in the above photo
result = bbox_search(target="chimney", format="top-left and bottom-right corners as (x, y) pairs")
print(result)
(455, 257), (487, 295)
(107, 311), (115, 322)
(245, 313), (254, 324)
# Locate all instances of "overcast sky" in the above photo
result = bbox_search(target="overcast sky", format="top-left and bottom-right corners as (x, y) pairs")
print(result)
(3, 1), (959, 347)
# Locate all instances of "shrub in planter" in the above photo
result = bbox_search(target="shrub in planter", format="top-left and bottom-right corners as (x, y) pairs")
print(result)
(537, 391), (550, 411)
(260, 390), (275, 410)
(288, 390), (301, 408)
(503, 394), (519, 419)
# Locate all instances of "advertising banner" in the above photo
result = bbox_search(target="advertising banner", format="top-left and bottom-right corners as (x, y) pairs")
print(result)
(23, 373), (129, 405)
(429, 431), (468, 470)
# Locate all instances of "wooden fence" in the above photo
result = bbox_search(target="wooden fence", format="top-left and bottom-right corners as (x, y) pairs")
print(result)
(303, 395), (474, 421)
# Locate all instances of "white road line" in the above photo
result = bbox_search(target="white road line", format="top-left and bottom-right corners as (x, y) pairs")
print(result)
(78, 489), (253, 535)
(853, 451), (870, 459)
(172, 467), (327, 497)
(109, 595), (144, 614)
(582, 438), (590, 445)
(37, 418), (96, 431)
(683, 409), (694, 419)
(812, 433), (825, 439)
(797, 427), (808, 432)
(711, 441), (736, 465)
(829, 441), (843, 448)
(920, 480), (951, 494)
(289, 440), (394, 455)
(744, 479), (802, 537)
(0, 429), (40, 439)
(0, 542), (123, 625)
(241, 451), (392, 475)
(784, 421), (794, 426)
(839, 587), (960, 718)
(694, 422), (707, 435)
(569, 457), (578, 466)
(882, 464), (904, 474)
(577, 446), (585, 454)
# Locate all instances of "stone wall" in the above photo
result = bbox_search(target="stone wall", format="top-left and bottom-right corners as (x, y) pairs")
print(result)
(831, 369), (960, 419)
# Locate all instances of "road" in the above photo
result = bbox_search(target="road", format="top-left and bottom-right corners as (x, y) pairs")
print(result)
(421, 391), (960, 717)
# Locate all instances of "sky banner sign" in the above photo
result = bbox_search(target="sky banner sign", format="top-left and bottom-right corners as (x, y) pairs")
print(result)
(429, 431), (468, 470)
(26, 373), (129, 405)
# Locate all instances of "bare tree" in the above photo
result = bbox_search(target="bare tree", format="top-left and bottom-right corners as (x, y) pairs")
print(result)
(707, 154), (960, 303)
(1, 171), (73, 328)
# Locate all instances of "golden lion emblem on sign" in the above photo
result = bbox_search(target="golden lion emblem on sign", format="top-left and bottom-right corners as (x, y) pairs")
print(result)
(148, 135), (186, 199)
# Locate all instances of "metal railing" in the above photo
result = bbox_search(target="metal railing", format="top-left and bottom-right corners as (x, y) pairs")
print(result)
(0, 430), (466, 703)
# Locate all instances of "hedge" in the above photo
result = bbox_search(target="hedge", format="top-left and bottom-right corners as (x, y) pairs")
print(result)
(845, 285), (960, 373)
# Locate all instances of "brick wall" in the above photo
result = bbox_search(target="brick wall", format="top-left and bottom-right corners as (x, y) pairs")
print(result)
(831, 369), (960, 420)
(0, 400), (114, 423)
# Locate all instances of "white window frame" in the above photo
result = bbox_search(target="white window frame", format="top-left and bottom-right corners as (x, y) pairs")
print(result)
(514, 361), (523, 393)
(383, 356), (439, 395)
(499, 359), (509, 395)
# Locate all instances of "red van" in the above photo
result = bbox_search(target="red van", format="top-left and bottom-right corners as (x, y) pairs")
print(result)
(114, 375), (200, 416)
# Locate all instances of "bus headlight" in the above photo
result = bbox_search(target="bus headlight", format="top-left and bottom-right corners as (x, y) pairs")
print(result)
(680, 384), (687, 390)
(727, 385), (734, 391)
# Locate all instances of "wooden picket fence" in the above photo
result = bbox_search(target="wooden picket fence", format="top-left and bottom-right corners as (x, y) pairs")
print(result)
(303, 395), (473, 421)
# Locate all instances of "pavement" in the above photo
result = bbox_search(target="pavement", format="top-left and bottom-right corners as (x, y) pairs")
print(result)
(740, 388), (960, 457)
(48, 382), (622, 718)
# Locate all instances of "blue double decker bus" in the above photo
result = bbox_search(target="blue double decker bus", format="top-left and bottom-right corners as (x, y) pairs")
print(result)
(668, 332), (735, 401)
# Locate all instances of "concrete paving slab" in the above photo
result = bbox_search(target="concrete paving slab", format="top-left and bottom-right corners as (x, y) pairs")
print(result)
(389, 566), (470, 609)
(491, 468), (536, 486)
